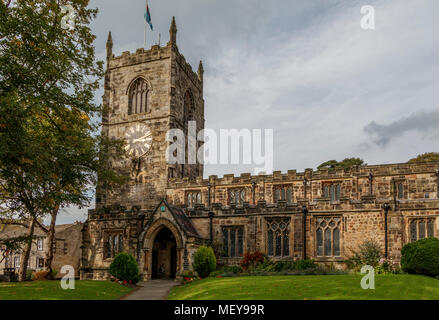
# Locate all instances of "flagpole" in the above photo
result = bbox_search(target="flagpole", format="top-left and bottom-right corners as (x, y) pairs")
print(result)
(144, 0), (147, 47)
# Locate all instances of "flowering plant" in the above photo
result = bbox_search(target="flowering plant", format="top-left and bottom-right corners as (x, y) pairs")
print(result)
(375, 257), (400, 274)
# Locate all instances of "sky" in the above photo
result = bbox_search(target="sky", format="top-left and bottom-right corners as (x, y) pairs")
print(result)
(57, 0), (439, 224)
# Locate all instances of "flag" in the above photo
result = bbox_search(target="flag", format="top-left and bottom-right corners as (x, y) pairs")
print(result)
(144, 1), (153, 31)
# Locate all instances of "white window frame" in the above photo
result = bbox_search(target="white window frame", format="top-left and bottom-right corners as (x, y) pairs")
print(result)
(37, 238), (43, 251)
(14, 256), (20, 268)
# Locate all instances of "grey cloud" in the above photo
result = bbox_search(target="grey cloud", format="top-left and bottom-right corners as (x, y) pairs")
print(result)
(364, 109), (439, 147)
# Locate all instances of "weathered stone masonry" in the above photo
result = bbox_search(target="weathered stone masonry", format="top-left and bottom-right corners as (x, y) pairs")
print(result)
(80, 17), (439, 280)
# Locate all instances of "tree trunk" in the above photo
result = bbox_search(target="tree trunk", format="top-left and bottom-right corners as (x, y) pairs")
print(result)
(18, 217), (36, 282)
(44, 205), (59, 277)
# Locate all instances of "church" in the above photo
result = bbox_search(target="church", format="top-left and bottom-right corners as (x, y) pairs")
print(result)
(79, 17), (439, 281)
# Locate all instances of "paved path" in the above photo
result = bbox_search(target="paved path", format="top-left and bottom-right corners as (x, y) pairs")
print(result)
(122, 279), (179, 300)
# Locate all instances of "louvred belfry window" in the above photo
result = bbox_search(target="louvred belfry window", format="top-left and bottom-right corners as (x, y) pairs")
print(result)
(128, 78), (148, 115)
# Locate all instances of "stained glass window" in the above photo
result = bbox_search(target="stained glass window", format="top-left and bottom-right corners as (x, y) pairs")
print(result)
(397, 183), (404, 199)
(229, 189), (245, 206)
(419, 220), (425, 239)
(410, 219), (436, 242)
(323, 184), (342, 201)
(105, 232), (124, 259)
(428, 220), (434, 237)
(186, 191), (201, 208)
(410, 221), (417, 242)
(274, 186), (294, 204)
(316, 217), (341, 257)
(268, 229), (274, 256)
(266, 218), (290, 257)
(222, 226), (244, 257)
(316, 228), (323, 256)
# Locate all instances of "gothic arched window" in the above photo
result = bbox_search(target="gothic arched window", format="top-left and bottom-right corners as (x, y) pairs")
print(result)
(316, 217), (341, 257)
(128, 78), (149, 115)
(183, 90), (195, 124)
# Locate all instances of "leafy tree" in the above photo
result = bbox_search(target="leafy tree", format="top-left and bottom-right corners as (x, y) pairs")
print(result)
(408, 152), (439, 163)
(318, 158), (365, 170)
(0, 0), (127, 280)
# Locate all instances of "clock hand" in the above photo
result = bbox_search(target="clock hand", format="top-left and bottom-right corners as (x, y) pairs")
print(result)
(133, 137), (149, 143)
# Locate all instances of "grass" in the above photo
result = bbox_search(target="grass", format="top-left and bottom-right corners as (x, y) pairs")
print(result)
(168, 274), (439, 300)
(0, 280), (134, 300)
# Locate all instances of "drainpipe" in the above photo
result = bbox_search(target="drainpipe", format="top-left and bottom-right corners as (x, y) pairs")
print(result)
(208, 211), (214, 245)
(303, 178), (308, 200)
(302, 206), (308, 260)
(436, 170), (439, 198)
(368, 173), (373, 195)
(207, 182), (212, 209)
(382, 203), (390, 258)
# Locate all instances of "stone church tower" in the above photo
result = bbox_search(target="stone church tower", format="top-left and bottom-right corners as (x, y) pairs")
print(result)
(80, 18), (207, 281)
(96, 17), (204, 211)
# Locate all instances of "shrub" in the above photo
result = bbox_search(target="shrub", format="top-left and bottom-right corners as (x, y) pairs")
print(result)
(223, 265), (243, 274)
(292, 259), (318, 270)
(346, 240), (382, 271)
(33, 270), (50, 281)
(240, 251), (265, 270)
(375, 258), (400, 274)
(26, 269), (35, 281)
(193, 246), (216, 278)
(109, 252), (140, 284)
(401, 237), (439, 276)
(209, 270), (223, 278)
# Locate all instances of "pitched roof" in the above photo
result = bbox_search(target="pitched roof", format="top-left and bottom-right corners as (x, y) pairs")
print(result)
(155, 200), (202, 238)
(0, 224), (46, 239)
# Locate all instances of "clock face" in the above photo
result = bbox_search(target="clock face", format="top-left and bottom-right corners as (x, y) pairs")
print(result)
(124, 123), (152, 158)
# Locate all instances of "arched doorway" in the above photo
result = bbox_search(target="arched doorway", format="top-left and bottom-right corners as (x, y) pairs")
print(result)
(151, 227), (177, 279)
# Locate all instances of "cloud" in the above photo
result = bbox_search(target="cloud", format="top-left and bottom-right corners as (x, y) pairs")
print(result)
(62, 0), (439, 217)
(364, 109), (439, 147)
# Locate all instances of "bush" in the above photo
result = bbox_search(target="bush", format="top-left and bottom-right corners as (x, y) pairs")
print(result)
(346, 240), (382, 271)
(292, 259), (318, 270)
(33, 270), (50, 281)
(223, 265), (243, 274)
(375, 258), (400, 274)
(401, 237), (439, 277)
(240, 251), (265, 270)
(193, 246), (216, 278)
(109, 252), (140, 284)
(26, 269), (35, 281)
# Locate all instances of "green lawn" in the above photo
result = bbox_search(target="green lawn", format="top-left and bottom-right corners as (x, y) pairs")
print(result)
(168, 274), (439, 300)
(0, 280), (133, 300)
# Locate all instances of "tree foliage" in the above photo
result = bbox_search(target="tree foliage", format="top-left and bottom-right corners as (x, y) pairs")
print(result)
(0, 0), (127, 280)
(408, 152), (439, 164)
(317, 158), (365, 170)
